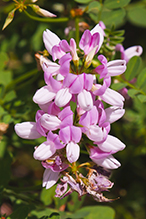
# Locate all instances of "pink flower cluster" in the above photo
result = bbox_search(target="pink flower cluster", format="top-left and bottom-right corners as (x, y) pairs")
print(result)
(15, 23), (128, 201)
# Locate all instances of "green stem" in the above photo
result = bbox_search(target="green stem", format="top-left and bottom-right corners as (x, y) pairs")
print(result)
(3, 188), (41, 205)
(24, 10), (69, 23)
(6, 184), (41, 192)
(80, 150), (88, 155)
(116, 76), (146, 95)
(98, 1), (104, 21)
(75, 16), (80, 48)
(5, 68), (38, 93)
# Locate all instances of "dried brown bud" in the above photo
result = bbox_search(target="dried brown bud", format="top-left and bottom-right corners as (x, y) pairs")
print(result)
(70, 8), (84, 18)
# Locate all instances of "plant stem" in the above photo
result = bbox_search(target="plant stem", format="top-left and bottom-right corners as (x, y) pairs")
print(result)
(24, 10), (69, 23)
(5, 68), (38, 93)
(116, 76), (146, 95)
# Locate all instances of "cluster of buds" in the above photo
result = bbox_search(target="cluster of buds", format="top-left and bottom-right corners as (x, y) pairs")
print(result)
(2, 0), (56, 30)
(15, 23), (129, 202)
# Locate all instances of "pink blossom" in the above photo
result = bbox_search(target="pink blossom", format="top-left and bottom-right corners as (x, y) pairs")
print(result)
(59, 125), (82, 163)
(33, 76), (62, 105)
(42, 168), (59, 189)
(89, 146), (121, 169)
(40, 106), (73, 131)
(33, 131), (64, 160)
(79, 106), (108, 143)
(55, 73), (94, 111)
(14, 122), (42, 139)
(97, 135), (126, 153)
(79, 24), (104, 55)
(43, 29), (61, 55)
(42, 154), (69, 172)
(95, 55), (126, 78)
(93, 86), (125, 107)
(105, 106), (125, 123)
(116, 44), (143, 63)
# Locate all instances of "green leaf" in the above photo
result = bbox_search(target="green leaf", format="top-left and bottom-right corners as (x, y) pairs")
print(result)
(111, 82), (126, 91)
(67, 191), (85, 212)
(124, 56), (141, 81)
(137, 94), (146, 103)
(2, 114), (13, 123)
(0, 84), (5, 98)
(7, 205), (34, 219)
(100, 8), (126, 27)
(40, 186), (55, 206)
(0, 52), (9, 70)
(74, 0), (92, 3)
(0, 151), (12, 186)
(111, 29), (125, 36)
(88, 1), (102, 13)
(30, 209), (58, 218)
(0, 70), (12, 86)
(69, 209), (89, 219)
(31, 24), (49, 51)
(110, 36), (124, 45)
(0, 138), (7, 158)
(127, 89), (139, 98)
(3, 90), (16, 102)
(128, 6), (146, 27)
(137, 68), (146, 89)
(48, 212), (60, 219)
(104, 0), (131, 9)
(70, 206), (115, 219)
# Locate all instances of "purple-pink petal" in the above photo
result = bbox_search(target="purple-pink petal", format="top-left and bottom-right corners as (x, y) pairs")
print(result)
(66, 142), (80, 163)
(42, 169), (59, 189)
(43, 29), (60, 55)
(89, 146), (113, 160)
(33, 141), (56, 160)
(33, 85), (56, 105)
(14, 122), (42, 139)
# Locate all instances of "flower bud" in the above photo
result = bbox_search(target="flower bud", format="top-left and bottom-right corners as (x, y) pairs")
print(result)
(2, 8), (16, 30)
(30, 5), (56, 17)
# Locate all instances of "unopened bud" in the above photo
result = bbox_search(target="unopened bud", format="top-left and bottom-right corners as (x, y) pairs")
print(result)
(70, 8), (84, 18)
(30, 5), (57, 17)
(2, 8), (16, 30)
(85, 45), (98, 68)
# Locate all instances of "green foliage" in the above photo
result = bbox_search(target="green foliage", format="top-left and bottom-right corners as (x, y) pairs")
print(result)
(111, 82), (127, 91)
(124, 56), (141, 81)
(127, 5), (146, 27)
(69, 206), (115, 219)
(7, 204), (34, 219)
(74, 0), (92, 3)
(40, 187), (54, 206)
(104, 0), (131, 9)
(0, 150), (12, 186)
(137, 67), (146, 89)
(101, 8), (126, 27)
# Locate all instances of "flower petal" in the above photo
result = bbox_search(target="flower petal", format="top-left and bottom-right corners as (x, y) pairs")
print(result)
(98, 135), (126, 153)
(33, 141), (56, 160)
(14, 122), (41, 139)
(55, 88), (72, 107)
(92, 155), (121, 169)
(66, 142), (80, 163)
(43, 29), (60, 55)
(40, 113), (61, 130)
(42, 169), (59, 189)
(78, 89), (93, 111)
(33, 85), (56, 105)
(100, 87), (124, 107)
(105, 106), (125, 123)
